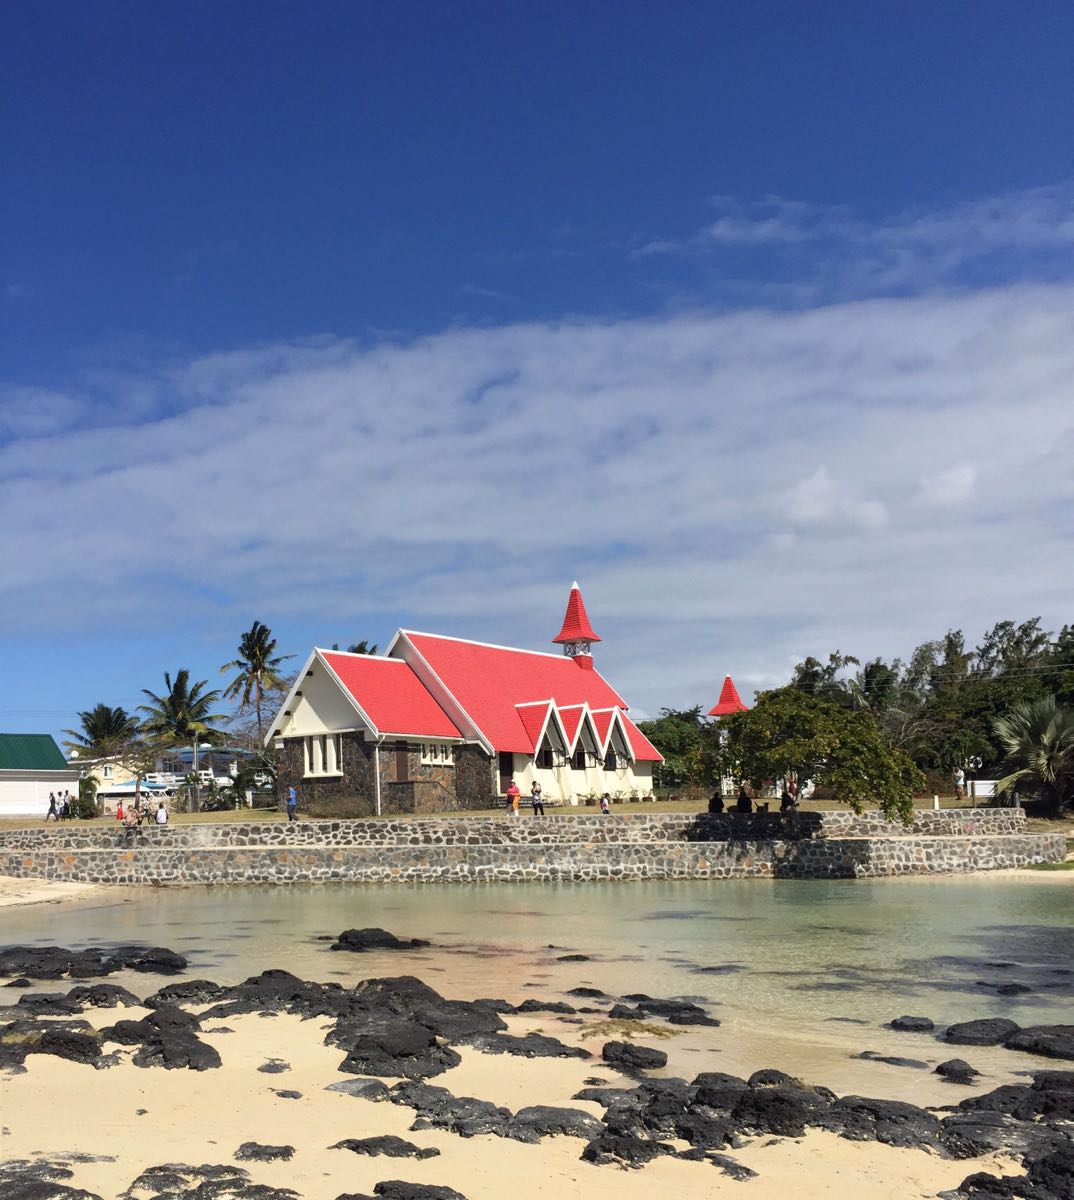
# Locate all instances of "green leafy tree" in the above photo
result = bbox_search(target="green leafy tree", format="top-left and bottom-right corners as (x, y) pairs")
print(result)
(638, 706), (716, 790)
(718, 689), (922, 822)
(791, 652), (859, 708)
(221, 621), (294, 739)
(139, 669), (225, 745)
(63, 704), (139, 756)
(992, 696), (1074, 814)
(330, 639), (379, 655)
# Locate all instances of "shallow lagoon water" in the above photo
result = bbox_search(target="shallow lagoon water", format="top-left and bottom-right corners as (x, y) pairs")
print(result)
(3, 875), (1071, 1097)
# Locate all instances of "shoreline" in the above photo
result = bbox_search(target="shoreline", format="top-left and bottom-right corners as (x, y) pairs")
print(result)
(0, 865), (1069, 911)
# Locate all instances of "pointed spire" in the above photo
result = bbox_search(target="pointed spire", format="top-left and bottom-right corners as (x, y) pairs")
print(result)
(708, 675), (747, 716)
(553, 581), (601, 648)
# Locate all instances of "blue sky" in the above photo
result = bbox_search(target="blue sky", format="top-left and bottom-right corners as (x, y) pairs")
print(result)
(3, 2), (1074, 740)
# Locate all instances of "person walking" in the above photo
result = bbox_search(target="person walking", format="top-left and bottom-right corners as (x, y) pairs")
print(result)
(286, 784), (298, 822)
(505, 780), (520, 816)
(599, 793), (610, 815)
(45, 793), (58, 822)
(530, 781), (544, 817)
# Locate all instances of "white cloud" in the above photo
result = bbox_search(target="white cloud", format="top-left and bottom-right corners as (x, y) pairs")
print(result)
(635, 182), (1074, 296)
(918, 463), (977, 507)
(2, 281), (1074, 716)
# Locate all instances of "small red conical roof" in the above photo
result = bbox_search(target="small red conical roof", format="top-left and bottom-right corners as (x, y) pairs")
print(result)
(553, 581), (602, 645)
(708, 675), (747, 716)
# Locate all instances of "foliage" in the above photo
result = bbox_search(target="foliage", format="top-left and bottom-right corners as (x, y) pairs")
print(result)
(718, 689), (922, 822)
(73, 775), (99, 819)
(331, 639), (379, 655)
(221, 621), (294, 740)
(63, 704), (139, 756)
(992, 696), (1074, 814)
(637, 707), (721, 790)
(139, 669), (225, 745)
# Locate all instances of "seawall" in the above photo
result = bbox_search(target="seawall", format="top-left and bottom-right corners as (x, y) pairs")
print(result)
(0, 808), (1063, 885)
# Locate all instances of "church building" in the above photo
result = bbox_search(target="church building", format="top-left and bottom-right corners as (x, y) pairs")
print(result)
(266, 583), (662, 815)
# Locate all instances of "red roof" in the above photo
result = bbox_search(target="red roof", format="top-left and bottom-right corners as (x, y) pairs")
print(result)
(399, 632), (663, 758)
(590, 708), (615, 749)
(558, 704), (586, 747)
(321, 652), (461, 738)
(708, 675), (748, 716)
(553, 582), (602, 645)
(516, 701), (553, 749)
(621, 713), (663, 761)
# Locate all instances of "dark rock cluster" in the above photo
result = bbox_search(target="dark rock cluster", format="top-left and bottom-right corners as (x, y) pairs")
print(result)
(330, 929), (432, 953)
(0, 944), (187, 980)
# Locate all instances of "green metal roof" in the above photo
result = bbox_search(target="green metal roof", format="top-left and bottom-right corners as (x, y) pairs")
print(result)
(0, 733), (70, 772)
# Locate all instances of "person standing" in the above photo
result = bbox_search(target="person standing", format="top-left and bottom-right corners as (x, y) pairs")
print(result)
(530, 781), (544, 817)
(505, 780), (520, 816)
(155, 800), (169, 825)
(286, 784), (298, 822)
(45, 793), (58, 822)
(599, 793), (610, 815)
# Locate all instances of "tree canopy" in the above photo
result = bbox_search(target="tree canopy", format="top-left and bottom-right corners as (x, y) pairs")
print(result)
(63, 703), (139, 756)
(221, 620), (294, 739)
(139, 669), (225, 744)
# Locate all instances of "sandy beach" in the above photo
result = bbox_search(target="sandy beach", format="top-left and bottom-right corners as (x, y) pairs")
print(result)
(0, 875), (117, 909)
(0, 1003), (1021, 1200)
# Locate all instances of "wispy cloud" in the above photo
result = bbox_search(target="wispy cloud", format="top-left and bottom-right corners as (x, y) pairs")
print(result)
(634, 182), (1074, 296)
(3, 275), (1073, 713)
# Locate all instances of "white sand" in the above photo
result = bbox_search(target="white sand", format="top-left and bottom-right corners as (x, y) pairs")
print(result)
(0, 1007), (1022, 1200)
(0, 876), (116, 909)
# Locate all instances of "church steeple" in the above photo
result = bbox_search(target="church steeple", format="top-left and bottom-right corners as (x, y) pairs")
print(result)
(553, 581), (601, 664)
(708, 675), (747, 716)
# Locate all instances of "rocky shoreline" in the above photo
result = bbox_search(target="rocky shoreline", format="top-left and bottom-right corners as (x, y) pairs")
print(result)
(1, 930), (1071, 1200)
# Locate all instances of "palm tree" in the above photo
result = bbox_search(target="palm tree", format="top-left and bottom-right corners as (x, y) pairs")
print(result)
(992, 696), (1074, 814)
(63, 703), (139, 756)
(220, 622), (294, 740)
(330, 639), (379, 655)
(139, 669), (225, 744)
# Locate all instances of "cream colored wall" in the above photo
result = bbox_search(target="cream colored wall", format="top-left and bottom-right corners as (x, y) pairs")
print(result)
(510, 755), (654, 805)
(279, 659), (369, 737)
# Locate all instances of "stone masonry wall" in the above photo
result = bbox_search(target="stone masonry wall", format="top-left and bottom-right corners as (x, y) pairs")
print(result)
(0, 807), (1027, 854)
(0, 833), (1062, 886)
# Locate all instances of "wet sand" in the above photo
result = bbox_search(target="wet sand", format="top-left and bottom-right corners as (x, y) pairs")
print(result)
(0, 876), (116, 909)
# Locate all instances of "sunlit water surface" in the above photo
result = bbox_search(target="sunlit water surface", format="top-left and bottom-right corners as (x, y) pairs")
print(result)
(3, 877), (1071, 1097)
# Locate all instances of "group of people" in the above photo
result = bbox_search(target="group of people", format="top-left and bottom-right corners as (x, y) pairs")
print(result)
(43, 791), (74, 821)
(707, 783), (800, 815)
(504, 782), (613, 815)
(116, 798), (169, 827)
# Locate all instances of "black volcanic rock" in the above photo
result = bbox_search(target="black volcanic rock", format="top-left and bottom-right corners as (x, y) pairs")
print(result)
(602, 1041), (668, 1072)
(945, 1018), (1021, 1046)
(67, 983), (141, 1009)
(514, 998), (576, 1015)
(936, 1058), (980, 1085)
(331, 1136), (439, 1160)
(118, 1162), (299, 1198)
(890, 1015), (935, 1032)
(1003, 1025), (1074, 1061)
(330, 1012), (460, 1079)
(0, 944), (187, 981)
(331, 929), (431, 953)
(234, 1143), (294, 1162)
(468, 1032), (589, 1059)
(0, 1157), (103, 1199)
(853, 1050), (929, 1070)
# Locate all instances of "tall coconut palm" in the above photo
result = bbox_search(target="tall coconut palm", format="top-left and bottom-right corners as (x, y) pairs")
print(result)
(139, 669), (225, 745)
(63, 703), (139, 756)
(992, 696), (1074, 813)
(220, 621), (294, 739)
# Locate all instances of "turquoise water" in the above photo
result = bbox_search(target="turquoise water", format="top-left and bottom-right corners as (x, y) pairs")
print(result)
(4, 877), (1071, 1033)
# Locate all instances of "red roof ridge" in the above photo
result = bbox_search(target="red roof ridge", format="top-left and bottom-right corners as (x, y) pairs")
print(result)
(399, 629), (570, 661)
